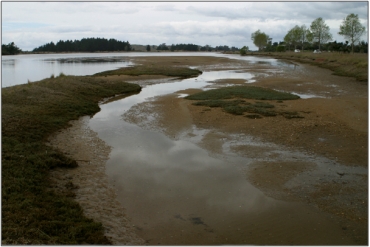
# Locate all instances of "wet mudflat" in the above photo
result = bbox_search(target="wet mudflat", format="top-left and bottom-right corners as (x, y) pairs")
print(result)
(92, 118), (355, 245)
(84, 56), (367, 245)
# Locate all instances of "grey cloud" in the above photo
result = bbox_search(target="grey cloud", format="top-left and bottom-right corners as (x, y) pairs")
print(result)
(152, 3), (179, 12)
(2, 1), (367, 51)
(44, 25), (96, 34)
(185, 2), (367, 22)
(57, 2), (140, 15)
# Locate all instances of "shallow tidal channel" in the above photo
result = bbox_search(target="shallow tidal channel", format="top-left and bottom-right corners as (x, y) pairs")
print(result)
(88, 70), (354, 245)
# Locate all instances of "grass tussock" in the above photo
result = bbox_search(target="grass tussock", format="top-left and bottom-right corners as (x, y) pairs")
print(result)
(186, 86), (302, 119)
(2, 75), (141, 244)
(94, 64), (202, 78)
(246, 51), (368, 83)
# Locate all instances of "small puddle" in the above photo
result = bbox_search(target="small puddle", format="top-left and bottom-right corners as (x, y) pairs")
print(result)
(276, 89), (327, 99)
(292, 92), (327, 99)
(199, 70), (256, 83)
(88, 65), (356, 245)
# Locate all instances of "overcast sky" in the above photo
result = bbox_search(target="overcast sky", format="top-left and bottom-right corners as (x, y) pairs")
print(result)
(2, 1), (368, 51)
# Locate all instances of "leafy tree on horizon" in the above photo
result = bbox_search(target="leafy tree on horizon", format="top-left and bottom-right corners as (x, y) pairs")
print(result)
(284, 26), (302, 50)
(251, 30), (269, 51)
(284, 25), (312, 51)
(338, 13), (366, 53)
(310, 17), (332, 50)
(300, 25), (312, 51)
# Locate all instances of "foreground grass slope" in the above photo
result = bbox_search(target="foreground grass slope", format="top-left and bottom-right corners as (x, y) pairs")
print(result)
(2, 76), (142, 244)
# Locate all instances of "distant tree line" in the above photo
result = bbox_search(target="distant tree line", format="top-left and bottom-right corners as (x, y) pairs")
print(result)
(155, 43), (240, 52)
(2, 42), (22, 55)
(32, 38), (132, 53)
(263, 40), (368, 53)
(156, 43), (199, 51)
(214, 45), (239, 52)
(171, 43), (199, 51)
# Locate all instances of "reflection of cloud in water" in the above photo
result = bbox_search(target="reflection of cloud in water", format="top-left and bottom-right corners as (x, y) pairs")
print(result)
(106, 124), (274, 217)
(197, 70), (255, 82)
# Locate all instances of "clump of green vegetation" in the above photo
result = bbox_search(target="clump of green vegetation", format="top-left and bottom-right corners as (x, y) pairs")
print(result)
(186, 86), (302, 119)
(94, 65), (202, 79)
(193, 99), (247, 108)
(193, 99), (277, 116)
(2, 76), (141, 244)
(185, 85), (300, 101)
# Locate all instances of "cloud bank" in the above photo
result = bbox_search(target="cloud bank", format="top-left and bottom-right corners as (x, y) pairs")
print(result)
(2, 2), (368, 51)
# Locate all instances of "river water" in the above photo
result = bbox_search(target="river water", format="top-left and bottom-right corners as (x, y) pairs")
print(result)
(81, 54), (353, 245)
(5, 52), (356, 244)
(2, 52), (284, 88)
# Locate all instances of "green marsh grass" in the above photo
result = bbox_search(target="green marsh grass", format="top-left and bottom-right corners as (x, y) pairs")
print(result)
(94, 64), (202, 78)
(186, 86), (301, 118)
(2, 76), (141, 244)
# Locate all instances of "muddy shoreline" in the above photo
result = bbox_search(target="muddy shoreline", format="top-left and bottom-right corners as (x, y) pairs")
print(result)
(48, 55), (368, 244)
(47, 116), (145, 245)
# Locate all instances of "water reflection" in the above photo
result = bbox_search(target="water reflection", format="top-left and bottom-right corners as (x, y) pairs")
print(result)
(89, 76), (276, 240)
(88, 70), (357, 244)
(106, 124), (272, 210)
(2, 54), (133, 87)
(196, 70), (255, 83)
(2, 59), (15, 67)
(90, 92), (284, 244)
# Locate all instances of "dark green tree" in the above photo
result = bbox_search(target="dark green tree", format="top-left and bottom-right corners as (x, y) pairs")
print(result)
(156, 43), (169, 50)
(2, 42), (22, 55)
(240, 46), (249, 55)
